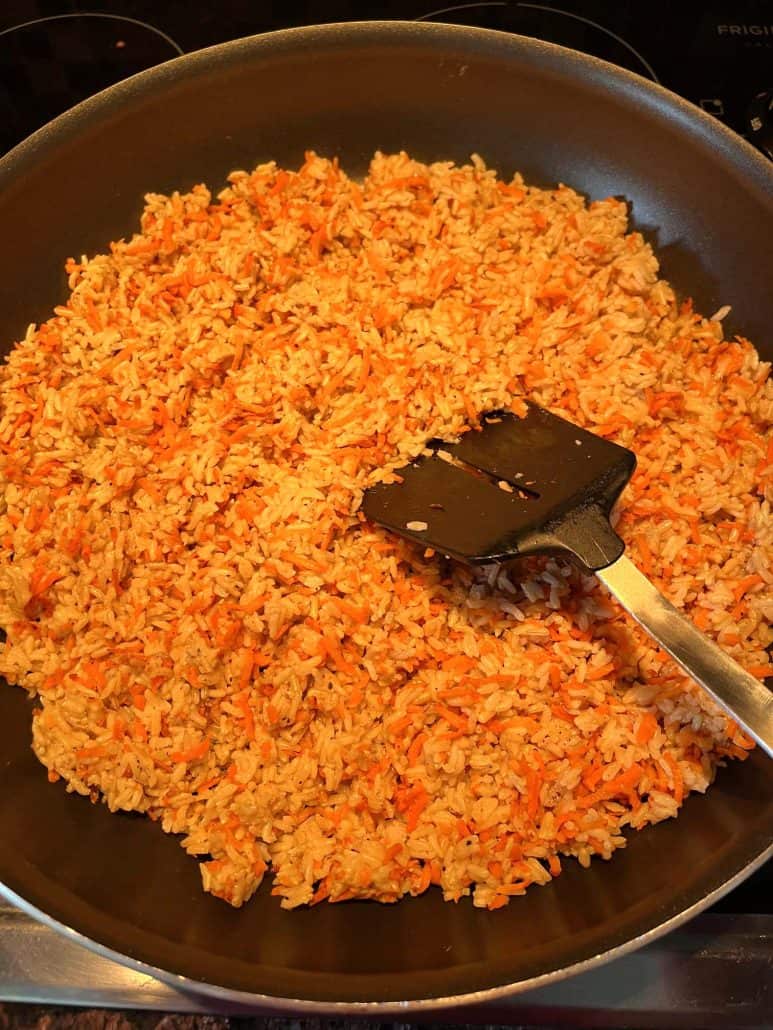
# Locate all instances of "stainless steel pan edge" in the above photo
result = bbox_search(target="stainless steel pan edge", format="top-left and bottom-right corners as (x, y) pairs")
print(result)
(1, 844), (772, 1014)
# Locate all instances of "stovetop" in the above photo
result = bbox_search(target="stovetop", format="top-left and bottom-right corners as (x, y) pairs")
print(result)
(0, 0), (771, 1021)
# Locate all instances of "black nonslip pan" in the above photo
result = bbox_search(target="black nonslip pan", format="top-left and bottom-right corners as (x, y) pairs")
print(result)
(0, 21), (770, 1012)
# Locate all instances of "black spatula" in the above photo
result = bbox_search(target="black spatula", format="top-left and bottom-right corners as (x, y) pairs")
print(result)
(363, 403), (773, 757)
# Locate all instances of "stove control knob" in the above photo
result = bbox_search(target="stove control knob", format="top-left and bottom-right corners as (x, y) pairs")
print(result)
(746, 89), (773, 159)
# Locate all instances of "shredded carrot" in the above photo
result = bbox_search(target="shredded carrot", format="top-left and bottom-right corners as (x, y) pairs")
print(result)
(487, 894), (510, 910)
(402, 784), (429, 832)
(551, 703), (574, 724)
(75, 745), (106, 761)
(745, 664), (772, 680)
(664, 754), (684, 805)
(732, 574), (763, 603)
(238, 648), (255, 690)
(496, 881), (531, 896)
(389, 713), (414, 736)
(407, 732), (427, 766)
(525, 766), (542, 820)
(442, 654), (478, 675)
(586, 661), (616, 681)
(235, 693), (255, 740)
(170, 738), (210, 763)
(636, 712), (658, 745)
(579, 763), (644, 809)
(330, 596), (370, 623)
(435, 705), (470, 732)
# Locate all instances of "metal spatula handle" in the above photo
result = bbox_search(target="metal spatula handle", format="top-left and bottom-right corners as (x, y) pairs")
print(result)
(598, 555), (773, 758)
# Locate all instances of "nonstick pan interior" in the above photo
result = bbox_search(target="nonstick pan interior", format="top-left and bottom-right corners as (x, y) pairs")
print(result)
(0, 22), (771, 1009)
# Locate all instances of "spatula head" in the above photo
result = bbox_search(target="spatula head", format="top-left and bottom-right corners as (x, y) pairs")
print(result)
(362, 403), (636, 571)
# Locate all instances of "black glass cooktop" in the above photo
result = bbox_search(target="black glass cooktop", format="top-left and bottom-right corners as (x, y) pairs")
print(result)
(0, 0), (770, 919)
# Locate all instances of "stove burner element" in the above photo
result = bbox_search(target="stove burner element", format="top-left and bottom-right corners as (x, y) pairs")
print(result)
(417, 1), (659, 81)
(0, 14), (183, 154)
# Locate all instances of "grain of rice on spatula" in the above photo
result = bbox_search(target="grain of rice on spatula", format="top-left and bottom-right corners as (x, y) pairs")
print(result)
(363, 402), (773, 757)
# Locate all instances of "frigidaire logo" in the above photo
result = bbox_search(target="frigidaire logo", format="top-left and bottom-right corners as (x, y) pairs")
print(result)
(717, 24), (773, 36)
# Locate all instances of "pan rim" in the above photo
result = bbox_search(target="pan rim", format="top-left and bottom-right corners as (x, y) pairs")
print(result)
(0, 17), (771, 1011)
(1, 19), (772, 198)
(2, 840), (771, 1012)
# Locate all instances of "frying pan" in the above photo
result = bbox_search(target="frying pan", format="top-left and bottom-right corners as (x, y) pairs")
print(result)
(0, 21), (771, 1012)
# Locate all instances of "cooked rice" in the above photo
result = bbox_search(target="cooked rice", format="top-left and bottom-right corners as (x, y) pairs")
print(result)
(0, 151), (770, 910)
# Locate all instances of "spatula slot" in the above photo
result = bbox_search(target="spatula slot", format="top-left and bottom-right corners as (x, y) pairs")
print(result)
(428, 444), (540, 501)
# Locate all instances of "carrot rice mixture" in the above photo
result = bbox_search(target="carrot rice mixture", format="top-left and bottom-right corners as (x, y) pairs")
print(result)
(0, 152), (770, 909)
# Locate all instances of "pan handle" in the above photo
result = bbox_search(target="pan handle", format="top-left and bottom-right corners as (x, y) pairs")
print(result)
(597, 554), (773, 759)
